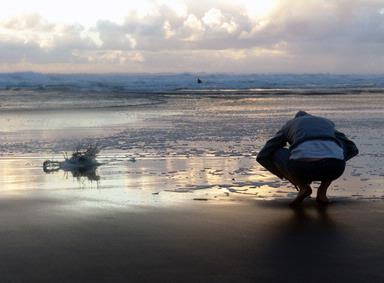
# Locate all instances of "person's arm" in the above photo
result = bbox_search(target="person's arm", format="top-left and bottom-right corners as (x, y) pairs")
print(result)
(335, 130), (359, 161)
(256, 127), (287, 178)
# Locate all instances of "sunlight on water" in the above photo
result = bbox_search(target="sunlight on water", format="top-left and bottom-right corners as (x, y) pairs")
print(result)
(0, 91), (383, 205)
(0, 153), (382, 206)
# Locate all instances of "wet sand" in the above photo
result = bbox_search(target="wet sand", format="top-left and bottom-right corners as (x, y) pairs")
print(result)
(1, 92), (384, 200)
(1, 91), (384, 282)
(0, 195), (383, 282)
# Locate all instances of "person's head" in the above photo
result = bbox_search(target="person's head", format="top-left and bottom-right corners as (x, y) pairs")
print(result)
(294, 111), (309, 118)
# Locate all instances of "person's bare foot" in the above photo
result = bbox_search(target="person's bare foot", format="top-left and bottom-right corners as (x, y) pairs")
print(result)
(289, 186), (312, 207)
(316, 180), (332, 205)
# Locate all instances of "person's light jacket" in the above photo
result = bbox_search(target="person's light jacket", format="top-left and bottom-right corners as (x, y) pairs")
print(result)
(256, 111), (359, 178)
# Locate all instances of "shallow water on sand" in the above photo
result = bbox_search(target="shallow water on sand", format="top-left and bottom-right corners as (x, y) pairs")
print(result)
(0, 92), (383, 204)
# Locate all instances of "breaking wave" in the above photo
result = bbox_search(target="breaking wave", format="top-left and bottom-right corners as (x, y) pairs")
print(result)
(1, 72), (384, 93)
(1, 72), (384, 111)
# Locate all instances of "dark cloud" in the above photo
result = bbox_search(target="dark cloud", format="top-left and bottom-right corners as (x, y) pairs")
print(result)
(0, 0), (384, 72)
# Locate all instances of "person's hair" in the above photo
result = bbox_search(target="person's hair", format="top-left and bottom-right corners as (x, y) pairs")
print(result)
(295, 111), (309, 118)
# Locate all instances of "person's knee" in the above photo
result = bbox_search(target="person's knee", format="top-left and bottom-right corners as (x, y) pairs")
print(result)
(273, 148), (290, 162)
(272, 148), (290, 171)
(272, 149), (295, 181)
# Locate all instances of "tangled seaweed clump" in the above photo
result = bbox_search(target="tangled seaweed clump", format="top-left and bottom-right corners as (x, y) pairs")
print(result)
(43, 145), (102, 181)
(63, 145), (101, 168)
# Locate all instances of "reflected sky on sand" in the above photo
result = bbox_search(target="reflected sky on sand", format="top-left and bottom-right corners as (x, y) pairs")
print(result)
(247, 200), (384, 282)
(0, 152), (382, 208)
(0, 154), (275, 205)
(0, 92), (384, 205)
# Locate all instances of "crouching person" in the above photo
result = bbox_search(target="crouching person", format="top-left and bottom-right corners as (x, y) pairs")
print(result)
(256, 111), (358, 206)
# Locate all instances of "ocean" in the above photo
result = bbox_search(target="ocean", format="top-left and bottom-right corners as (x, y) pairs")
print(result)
(0, 72), (383, 202)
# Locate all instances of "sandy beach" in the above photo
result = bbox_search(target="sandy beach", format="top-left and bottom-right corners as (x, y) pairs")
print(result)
(1, 77), (384, 282)
(0, 195), (383, 282)
(1, 0), (384, 279)
(1, 91), (383, 201)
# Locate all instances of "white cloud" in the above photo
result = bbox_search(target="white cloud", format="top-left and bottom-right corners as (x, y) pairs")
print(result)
(0, 0), (384, 73)
(156, 0), (188, 18)
(202, 8), (224, 28)
(73, 50), (145, 64)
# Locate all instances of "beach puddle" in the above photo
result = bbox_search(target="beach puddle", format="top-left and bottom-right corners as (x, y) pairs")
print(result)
(0, 153), (382, 207)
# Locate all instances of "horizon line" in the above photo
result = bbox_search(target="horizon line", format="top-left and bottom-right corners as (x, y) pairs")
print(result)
(1, 71), (384, 76)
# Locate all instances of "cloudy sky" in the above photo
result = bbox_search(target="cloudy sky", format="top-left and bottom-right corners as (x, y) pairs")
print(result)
(0, 0), (383, 73)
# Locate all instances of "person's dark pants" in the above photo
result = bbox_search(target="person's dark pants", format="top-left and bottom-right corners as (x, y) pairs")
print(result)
(272, 148), (346, 185)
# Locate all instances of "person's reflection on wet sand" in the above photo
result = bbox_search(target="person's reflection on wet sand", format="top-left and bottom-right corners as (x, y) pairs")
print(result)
(253, 200), (354, 282)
